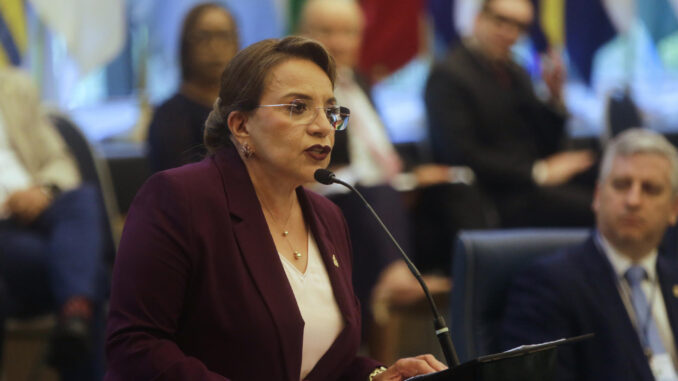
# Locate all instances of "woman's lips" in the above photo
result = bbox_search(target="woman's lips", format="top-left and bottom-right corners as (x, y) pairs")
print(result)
(305, 145), (331, 160)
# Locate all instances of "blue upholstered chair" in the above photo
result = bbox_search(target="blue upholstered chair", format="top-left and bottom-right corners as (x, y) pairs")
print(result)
(450, 228), (589, 363)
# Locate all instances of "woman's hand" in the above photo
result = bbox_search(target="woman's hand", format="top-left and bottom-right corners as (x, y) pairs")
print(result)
(373, 354), (447, 381)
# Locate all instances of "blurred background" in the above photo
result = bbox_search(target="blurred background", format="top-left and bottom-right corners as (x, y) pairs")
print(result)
(3, 0), (678, 147)
(3, 0), (678, 378)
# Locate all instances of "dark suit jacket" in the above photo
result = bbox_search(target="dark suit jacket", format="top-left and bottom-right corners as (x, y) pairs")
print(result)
(147, 93), (211, 173)
(502, 235), (678, 381)
(424, 42), (566, 190)
(424, 42), (596, 227)
(105, 146), (380, 381)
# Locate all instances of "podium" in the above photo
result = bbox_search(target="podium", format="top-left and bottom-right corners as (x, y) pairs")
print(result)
(406, 334), (592, 381)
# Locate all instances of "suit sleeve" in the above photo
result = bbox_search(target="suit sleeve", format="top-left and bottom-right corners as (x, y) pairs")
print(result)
(501, 261), (580, 381)
(147, 101), (200, 173)
(338, 356), (383, 381)
(105, 172), (228, 381)
(331, 201), (385, 380)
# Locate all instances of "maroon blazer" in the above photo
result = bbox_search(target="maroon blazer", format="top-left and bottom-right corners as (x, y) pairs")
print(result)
(105, 146), (380, 381)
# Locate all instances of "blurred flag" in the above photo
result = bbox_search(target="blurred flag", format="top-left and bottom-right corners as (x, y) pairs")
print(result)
(531, 0), (616, 83)
(0, 0), (27, 66)
(286, 0), (307, 33)
(566, 0), (616, 83)
(28, 0), (125, 74)
(359, 0), (425, 83)
(426, 0), (481, 56)
(539, 0), (564, 47)
(601, 0), (634, 34)
(428, 0), (459, 51)
(637, 0), (678, 43)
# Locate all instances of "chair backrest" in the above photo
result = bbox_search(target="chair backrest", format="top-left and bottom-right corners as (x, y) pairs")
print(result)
(606, 88), (642, 140)
(48, 112), (121, 260)
(450, 228), (589, 362)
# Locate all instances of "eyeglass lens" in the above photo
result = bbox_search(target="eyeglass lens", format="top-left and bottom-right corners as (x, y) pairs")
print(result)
(287, 103), (349, 130)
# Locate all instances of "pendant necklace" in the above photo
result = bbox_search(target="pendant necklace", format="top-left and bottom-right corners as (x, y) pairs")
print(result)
(261, 196), (303, 260)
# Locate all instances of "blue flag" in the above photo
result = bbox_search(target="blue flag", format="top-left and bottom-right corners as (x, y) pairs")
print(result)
(0, 0), (26, 66)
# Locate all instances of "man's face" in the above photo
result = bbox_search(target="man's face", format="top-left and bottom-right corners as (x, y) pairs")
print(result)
(475, 0), (533, 60)
(303, 1), (364, 68)
(594, 153), (678, 258)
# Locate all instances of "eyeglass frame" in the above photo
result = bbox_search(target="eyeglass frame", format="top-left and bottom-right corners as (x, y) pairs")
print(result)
(256, 103), (350, 131)
(482, 8), (532, 33)
(189, 30), (237, 45)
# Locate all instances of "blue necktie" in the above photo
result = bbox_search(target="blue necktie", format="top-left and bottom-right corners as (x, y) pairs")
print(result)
(625, 265), (666, 357)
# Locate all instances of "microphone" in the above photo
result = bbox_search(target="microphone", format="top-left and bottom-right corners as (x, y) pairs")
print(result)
(314, 168), (336, 185)
(313, 168), (460, 368)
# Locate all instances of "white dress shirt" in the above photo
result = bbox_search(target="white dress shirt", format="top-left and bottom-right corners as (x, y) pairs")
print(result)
(279, 231), (344, 380)
(596, 233), (678, 369)
(0, 109), (33, 218)
(329, 68), (401, 190)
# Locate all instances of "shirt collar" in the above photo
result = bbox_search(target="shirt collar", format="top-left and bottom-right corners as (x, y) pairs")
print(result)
(595, 231), (658, 282)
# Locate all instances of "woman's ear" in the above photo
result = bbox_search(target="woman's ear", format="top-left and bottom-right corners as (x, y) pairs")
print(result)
(227, 110), (249, 139)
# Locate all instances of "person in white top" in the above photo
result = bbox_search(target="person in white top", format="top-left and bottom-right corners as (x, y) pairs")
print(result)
(299, 0), (453, 361)
(503, 128), (678, 381)
(0, 67), (107, 380)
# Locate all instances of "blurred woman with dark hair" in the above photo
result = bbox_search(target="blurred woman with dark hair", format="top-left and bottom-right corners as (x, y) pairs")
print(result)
(147, 2), (239, 172)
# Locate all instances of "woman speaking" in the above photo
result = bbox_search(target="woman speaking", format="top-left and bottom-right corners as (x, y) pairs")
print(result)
(104, 36), (444, 380)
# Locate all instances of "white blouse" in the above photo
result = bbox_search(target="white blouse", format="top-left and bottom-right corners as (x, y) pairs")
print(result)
(0, 110), (32, 218)
(279, 231), (345, 380)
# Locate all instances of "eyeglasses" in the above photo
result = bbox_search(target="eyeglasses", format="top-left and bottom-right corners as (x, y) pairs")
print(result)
(483, 10), (531, 33)
(189, 30), (236, 45)
(257, 100), (350, 131)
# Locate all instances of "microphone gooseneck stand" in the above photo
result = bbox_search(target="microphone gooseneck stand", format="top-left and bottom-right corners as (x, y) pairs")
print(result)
(314, 169), (460, 368)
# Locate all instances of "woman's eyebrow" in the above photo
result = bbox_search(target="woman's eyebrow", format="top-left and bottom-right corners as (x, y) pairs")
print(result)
(280, 93), (337, 105)
(281, 92), (313, 101)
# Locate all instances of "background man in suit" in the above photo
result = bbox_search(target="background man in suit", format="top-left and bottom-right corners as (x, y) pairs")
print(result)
(425, 0), (596, 227)
(299, 0), (452, 360)
(0, 67), (106, 380)
(502, 128), (678, 381)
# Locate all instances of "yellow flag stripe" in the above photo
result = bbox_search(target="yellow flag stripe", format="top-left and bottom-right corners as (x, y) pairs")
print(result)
(540, 0), (565, 47)
(0, 0), (27, 67)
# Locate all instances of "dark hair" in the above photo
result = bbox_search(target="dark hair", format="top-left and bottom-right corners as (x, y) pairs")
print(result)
(179, 2), (238, 81)
(203, 36), (336, 153)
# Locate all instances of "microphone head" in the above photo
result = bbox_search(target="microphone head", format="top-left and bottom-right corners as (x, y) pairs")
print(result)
(314, 168), (336, 185)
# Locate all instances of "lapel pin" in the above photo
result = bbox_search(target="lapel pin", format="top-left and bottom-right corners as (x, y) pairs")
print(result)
(673, 285), (678, 298)
(332, 254), (339, 268)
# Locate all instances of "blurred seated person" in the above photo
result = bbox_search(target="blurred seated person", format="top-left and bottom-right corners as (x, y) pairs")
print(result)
(300, 0), (452, 338)
(105, 36), (446, 381)
(0, 67), (106, 380)
(147, 2), (239, 172)
(502, 129), (678, 381)
(425, 0), (596, 228)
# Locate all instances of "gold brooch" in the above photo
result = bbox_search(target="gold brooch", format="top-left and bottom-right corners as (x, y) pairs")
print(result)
(332, 254), (339, 268)
(673, 285), (678, 298)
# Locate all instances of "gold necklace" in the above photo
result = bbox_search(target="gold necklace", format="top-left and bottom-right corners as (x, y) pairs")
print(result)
(260, 196), (303, 260)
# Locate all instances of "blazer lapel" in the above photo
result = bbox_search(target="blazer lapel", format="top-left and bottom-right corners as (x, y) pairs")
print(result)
(582, 238), (655, 381)
(657, 255), (678, 348)
(213, 147), (303, 381)
(298, 188), (356, 322)
(298, 188), (360, 380)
